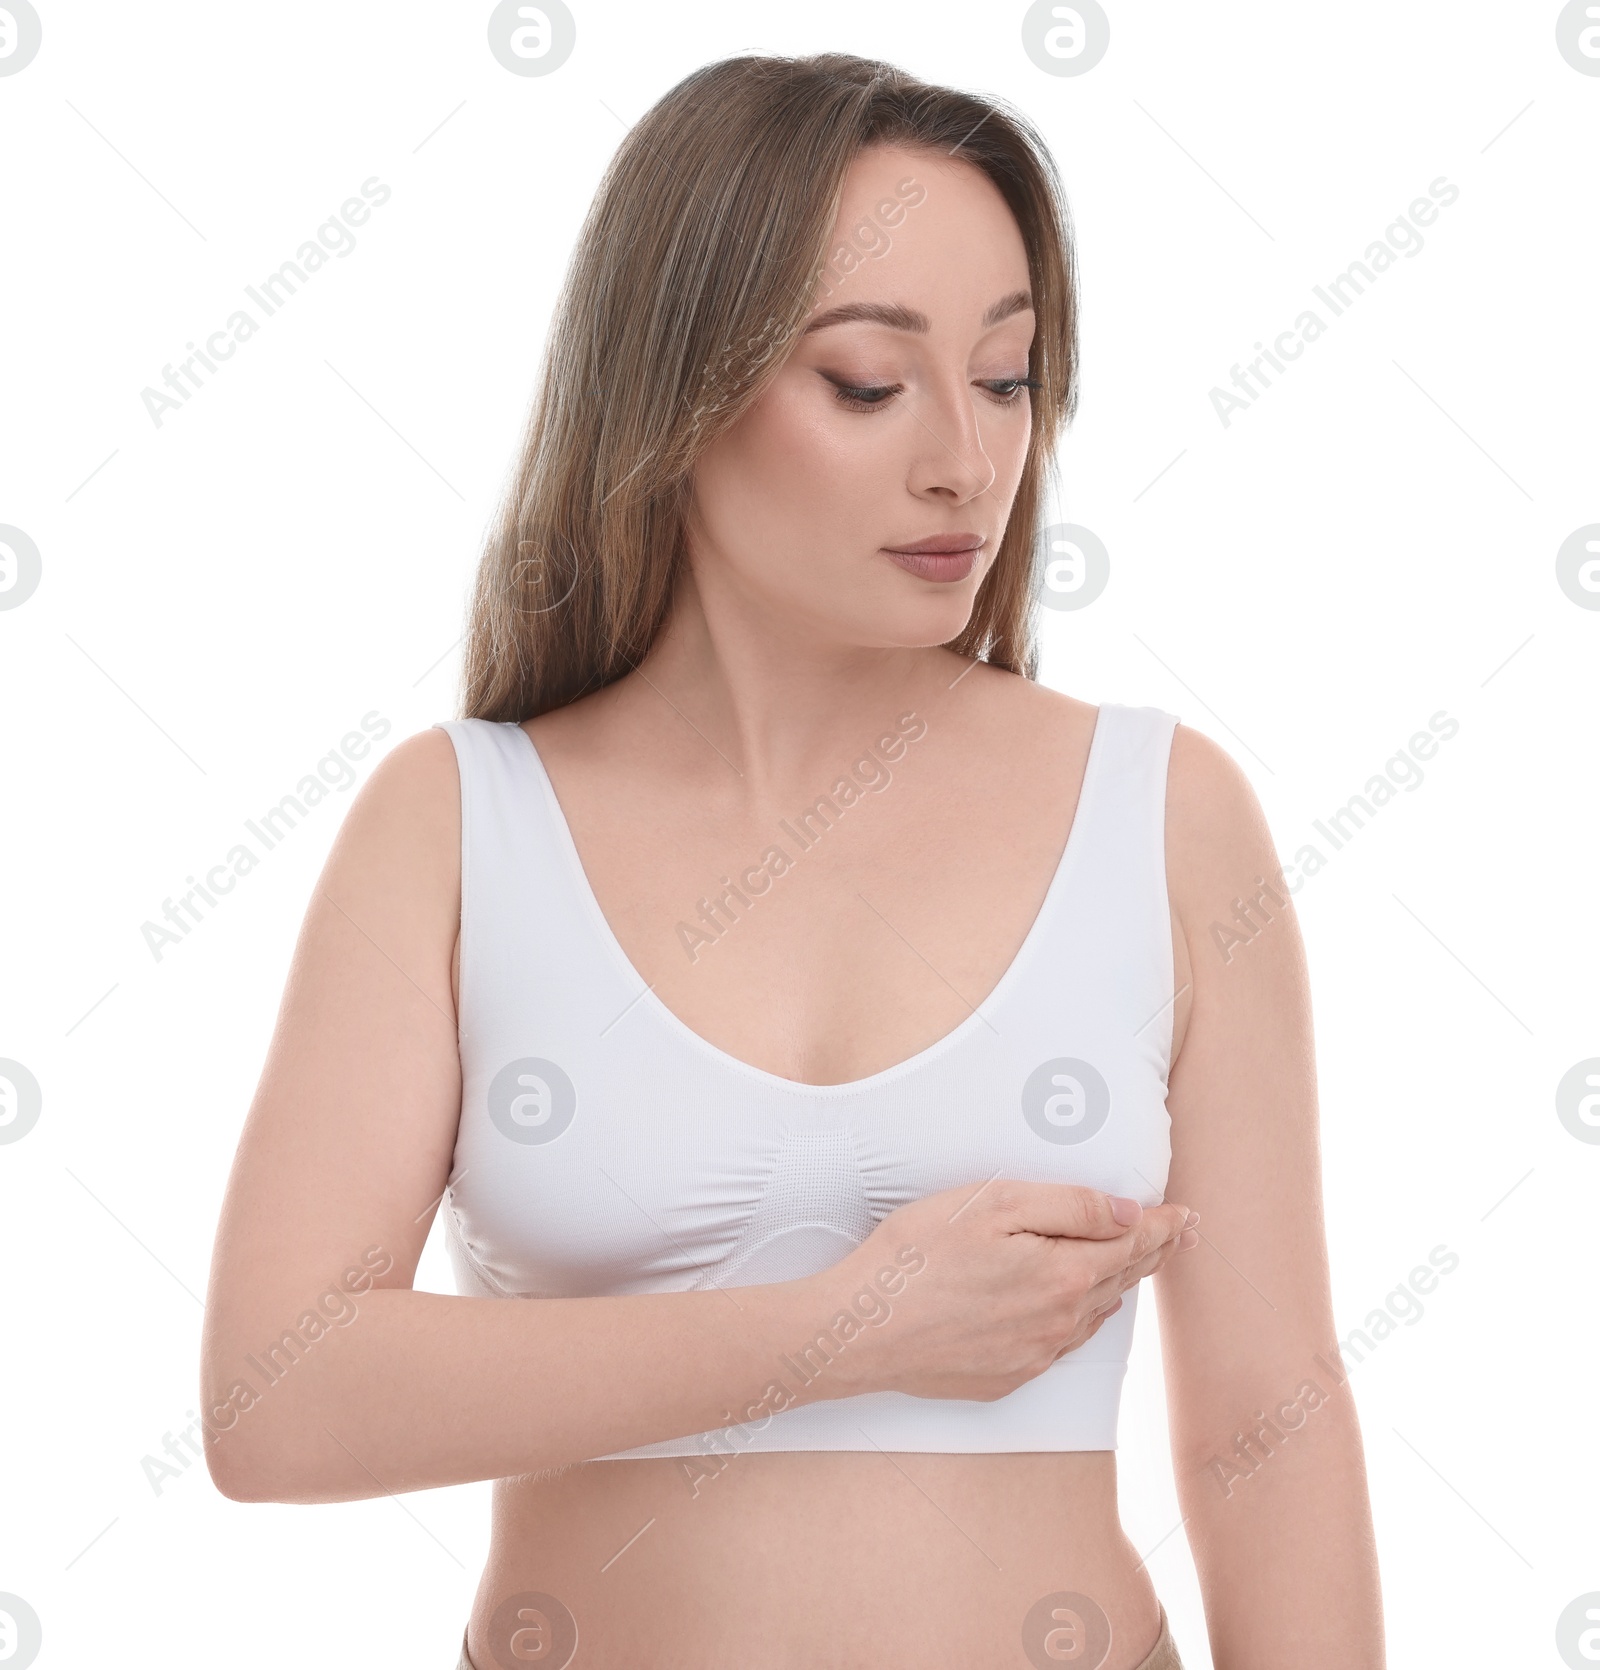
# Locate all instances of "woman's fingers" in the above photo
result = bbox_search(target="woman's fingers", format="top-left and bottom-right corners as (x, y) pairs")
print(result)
(1075, 1201), (1191, 1288)
(1079, 1212), (1200, 1313)
(997, 1181), (1156, 1241)
(829, 1180), (1202, 1401)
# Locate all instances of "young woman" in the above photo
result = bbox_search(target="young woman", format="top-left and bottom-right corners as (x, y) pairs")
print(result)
(201, 52), (1385, 1670)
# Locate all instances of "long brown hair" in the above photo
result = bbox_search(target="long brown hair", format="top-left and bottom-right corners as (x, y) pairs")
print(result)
(460, 51), (1079, 723)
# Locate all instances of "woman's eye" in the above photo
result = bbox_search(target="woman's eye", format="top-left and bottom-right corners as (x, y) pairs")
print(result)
(828, 375), (1041, 413)
(831, 381), (901, 411)
(981, 377), (1043, 404)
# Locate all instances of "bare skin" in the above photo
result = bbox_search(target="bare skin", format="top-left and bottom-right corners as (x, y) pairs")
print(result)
(201, 142), (1384, 1667)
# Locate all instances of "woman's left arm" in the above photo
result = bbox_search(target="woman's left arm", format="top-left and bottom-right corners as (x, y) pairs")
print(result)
(1154, 724), (1386, 1669)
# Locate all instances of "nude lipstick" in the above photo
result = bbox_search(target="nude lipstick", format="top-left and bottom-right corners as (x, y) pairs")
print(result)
(880, 533), (985, 583)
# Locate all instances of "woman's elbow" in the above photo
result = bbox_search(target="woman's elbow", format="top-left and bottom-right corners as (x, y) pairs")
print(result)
(197, 1381), (337, 1504)
(204, 1424), (278, 1502)
(200, 1415), (308, 1502)
(203, 1426), (352, 1504)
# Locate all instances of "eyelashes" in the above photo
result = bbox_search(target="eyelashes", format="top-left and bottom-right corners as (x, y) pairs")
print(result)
(828, 376), (1043, 413)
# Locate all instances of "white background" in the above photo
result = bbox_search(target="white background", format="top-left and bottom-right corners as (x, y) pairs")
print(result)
(2, 2), (1597, 1665)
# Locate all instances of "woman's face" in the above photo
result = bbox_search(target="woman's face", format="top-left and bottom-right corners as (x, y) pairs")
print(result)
(686, 142), (1038, 654)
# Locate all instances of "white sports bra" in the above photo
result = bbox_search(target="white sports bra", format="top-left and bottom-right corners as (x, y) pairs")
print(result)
(434, 700), (1180, 1459)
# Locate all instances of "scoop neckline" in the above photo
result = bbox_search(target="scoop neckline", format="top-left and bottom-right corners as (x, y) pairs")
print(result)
(508, 704), (1112, 1098)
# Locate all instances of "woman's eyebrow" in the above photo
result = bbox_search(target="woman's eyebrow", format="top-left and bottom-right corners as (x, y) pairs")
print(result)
(800, 289), (1033, 336)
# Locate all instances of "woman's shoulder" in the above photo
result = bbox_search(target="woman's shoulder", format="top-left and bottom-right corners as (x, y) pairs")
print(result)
(324, 723), (463, 899)
(1165, 720), (1271, 860)
(956, 659), (1098, 745)
(1162, 717), (1286, 958)
(975, 667), (1278, 916)
(986, 666), (1262, 843)
(360, 722), (462, 811)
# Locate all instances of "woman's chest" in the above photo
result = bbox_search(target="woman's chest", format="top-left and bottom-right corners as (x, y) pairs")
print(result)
(441, 704), (1184, 1301)
(553, 750), (1090, 1087)
(449, 898), (1176, 1305)
(563, 779), (1191, 1087)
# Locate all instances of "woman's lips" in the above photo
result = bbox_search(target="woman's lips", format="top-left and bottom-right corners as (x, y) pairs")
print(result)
(881, 542), (982, 583)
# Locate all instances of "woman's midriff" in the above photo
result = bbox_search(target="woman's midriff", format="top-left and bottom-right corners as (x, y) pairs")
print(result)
(466, 1451), (1163, 1670)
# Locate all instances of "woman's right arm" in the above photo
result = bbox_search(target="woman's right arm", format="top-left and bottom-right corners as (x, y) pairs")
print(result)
(200, 728), (1189, 1504)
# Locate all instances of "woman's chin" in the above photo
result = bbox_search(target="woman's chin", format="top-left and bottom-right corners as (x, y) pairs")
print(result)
(845, 604), (982, 647)
(867, 594), (981, 651)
